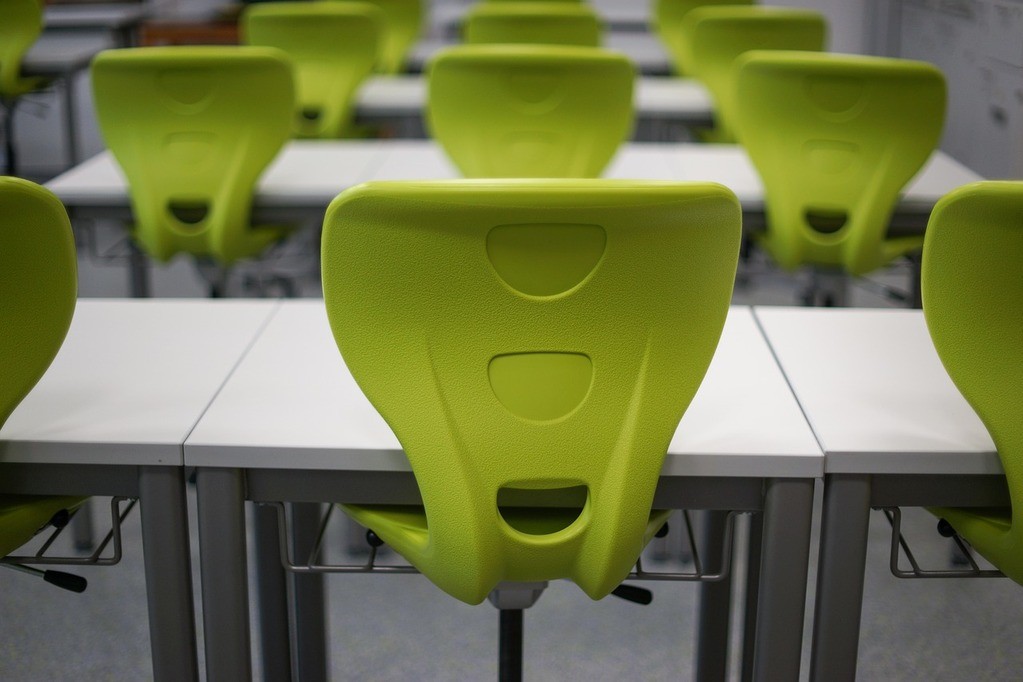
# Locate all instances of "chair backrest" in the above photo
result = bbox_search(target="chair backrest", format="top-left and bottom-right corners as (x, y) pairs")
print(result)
(426, 45), (634, 178)
(0, 0), (44, 97)
(335, 0), (423, 74)
(0, 177), (77, 426)
(321, 180), (740, 603)
(464, 2), (602, 47)
(242, 2), (383, 138)
(683, 6), (826, 142)
(734, 51), (946, 275)
(91, 47), (294, 264)
(922, 181), (1023, 580)
(652, 0), (753, 76)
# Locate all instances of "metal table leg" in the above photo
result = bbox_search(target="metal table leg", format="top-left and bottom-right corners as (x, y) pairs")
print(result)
(139, 466), (199, 682)
(61, 73), (79, 167)
(694, 510), (733, 682)
(254, 503), (294, 681)
(740, 512), (763, 682)
(197, 467), (252, 682)
(751, 478), (814, 682)
(809, 474), (871, 682)
(290, 502), (329, 682)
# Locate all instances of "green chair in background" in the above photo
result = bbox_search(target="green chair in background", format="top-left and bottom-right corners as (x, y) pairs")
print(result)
(922, 181), (1023, 584)
(336, 0), (423, 74)
(683, 6), (826, 143)
(91, 47), (295, 296)
(734, 51), (946, 305)
(242, 2), (383, 139)
(0, 177), (87, 592)
(464, 2), (602, 47)
(427, 45), (634, 178)
(1, 0), (52, 174)
(321, 178), (740, 676)
(652, 0), (754, 76)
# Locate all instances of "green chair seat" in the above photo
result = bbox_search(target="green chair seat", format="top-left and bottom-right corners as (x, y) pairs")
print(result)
(91, 47), (295, 265)
(426, 45), (635, 178)
(922, 181), (1023, 584)
(464, 2), (602, 47)
(734, 51), (946, 277)
(322, 179), (740, 604)
(0, 177), (85, 561)
(242, 2), (383, 139)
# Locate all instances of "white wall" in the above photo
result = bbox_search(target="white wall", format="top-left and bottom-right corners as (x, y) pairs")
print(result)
(765, 0), (871, 54)
(888, 0), (1023, 179)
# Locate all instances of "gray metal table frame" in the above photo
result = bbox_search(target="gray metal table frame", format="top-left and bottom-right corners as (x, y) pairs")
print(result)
(0, 461), (198, 682)
(21, 34), (113, 168)
(193, 467), (814, 682)
(810, 473), (1009, 682)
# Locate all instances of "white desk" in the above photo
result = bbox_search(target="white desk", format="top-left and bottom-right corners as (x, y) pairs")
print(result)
(753, 307), (1001, 682)
(354, 75), (715, 135)
(0, 299), (280, 682)
(185, 301), (822, 681)
(20, 33), (114, 168)
(431, 1), (652, 36)
(47, 140), (981, 233)
(44, 4), (148, 46)
(408, 32), (673, 75)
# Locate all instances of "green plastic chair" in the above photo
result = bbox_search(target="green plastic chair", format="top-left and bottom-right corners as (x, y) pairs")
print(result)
(0, 177), (86, 581)
(922, 181), (1023, 584)
(1, 0), (52, 173)
(242, 2), (383, 139)
(652, 0), (753, 76)
(426, 45), (634, 178)
(683, 6), (826, 143)
(321, 179), (740, 605)
(464, 2), (602, 47)
(91, 47), (295, 268)
(331, 0), (423, 74)
(734, 51), (946, 281)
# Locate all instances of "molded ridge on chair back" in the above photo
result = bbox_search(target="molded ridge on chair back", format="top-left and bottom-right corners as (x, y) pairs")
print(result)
(335, 0), (423, 74)
(0, 177), (77, 426)
(735, 51), (946, 276)
(684, 6), (826, 142)
(91, 47), (294, 264)
(427, 45), (634, 178)
(0, 177), (85, 558)
(242, 2), (383, 138)
(652, 0), (754, 76)
(321, 180), (741, 604)
(922, 181), (1023, 584)
(0, 0), (44, 96)
(464, 3), (602, 47)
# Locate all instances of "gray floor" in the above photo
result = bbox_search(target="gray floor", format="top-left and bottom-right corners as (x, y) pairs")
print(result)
(2, 235), (1022, 680)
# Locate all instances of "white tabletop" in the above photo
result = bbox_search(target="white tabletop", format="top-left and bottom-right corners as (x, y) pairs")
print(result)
(44, 4), (148, 30)
(0, 299), (279, 467)
(46, 140), (389, 209)
(47, 140), (981, 218)
(367, 140), (681, 180)
(22, 33), (114, 75)
(355, 74), (713, 121)
(408, 32), (671, 74)
(185, 302), (822, 477)
(754, 307), (997, 475)
(431, 1), (652, 34)
(660, 144), (984, 212)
